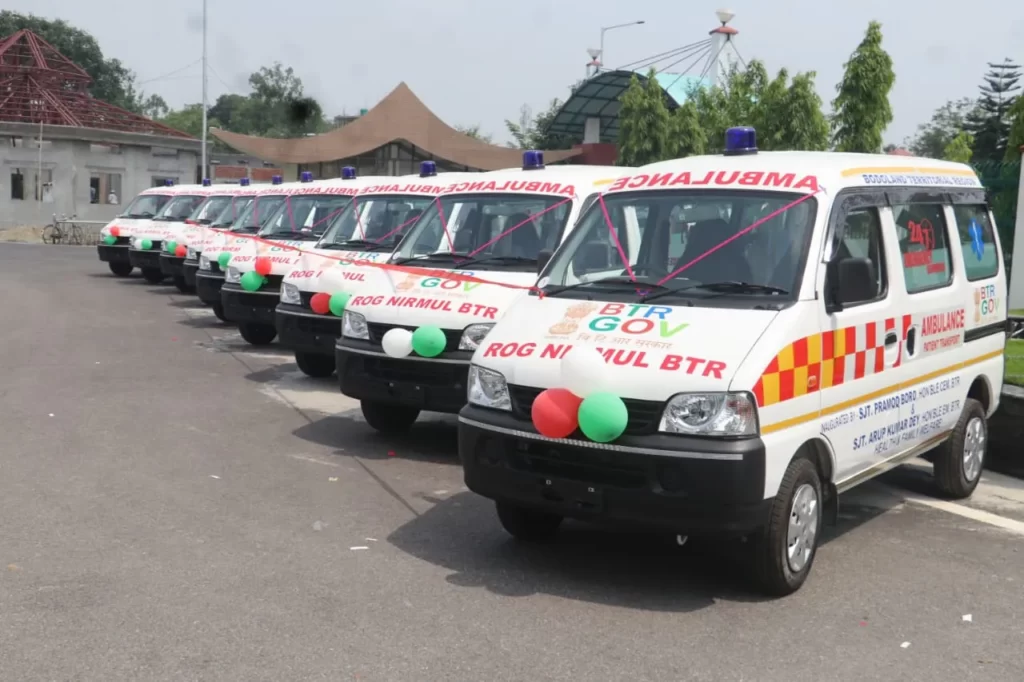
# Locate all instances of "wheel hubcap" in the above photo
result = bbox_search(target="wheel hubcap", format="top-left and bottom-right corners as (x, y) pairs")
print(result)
(962, 416), (985, 482)
(787, 483), (819, 573)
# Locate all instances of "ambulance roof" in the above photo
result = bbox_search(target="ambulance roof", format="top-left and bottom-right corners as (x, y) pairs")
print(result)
(439, 164), (623, 198)
(248, 176), (387, 197)
(140, 183), (211, 196)
(355, 171), (480, 197)
(604, 151), (981, 196)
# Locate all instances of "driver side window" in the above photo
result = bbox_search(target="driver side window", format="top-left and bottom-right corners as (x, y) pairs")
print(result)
(828, 207), (887, 305)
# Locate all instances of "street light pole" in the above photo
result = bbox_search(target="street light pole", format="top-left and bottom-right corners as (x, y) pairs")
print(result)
(200, 0), (208, 183)
(598, 20), (645, 71)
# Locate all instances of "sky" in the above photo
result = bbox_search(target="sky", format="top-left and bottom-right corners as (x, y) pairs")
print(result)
(9, 0), (1024, 148)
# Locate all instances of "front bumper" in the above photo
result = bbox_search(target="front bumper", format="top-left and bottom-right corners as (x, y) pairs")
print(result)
(336, 339), (471, 412)
(458, 405), (771, 533)
(96, 240), (130, 263)
(221, 282), (280, 325)
(195, 270), (225, 306)
(276, 305), (341, 355)
(128, 247), (163, 269)
(160, 253), (186, 278)
(183, 260), (199, 288)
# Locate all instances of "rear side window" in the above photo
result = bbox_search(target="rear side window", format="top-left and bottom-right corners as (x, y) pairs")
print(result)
(952, 205), (999, 280)
(892, 202), (953, 293)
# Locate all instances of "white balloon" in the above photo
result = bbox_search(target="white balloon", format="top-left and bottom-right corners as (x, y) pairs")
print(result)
(560, 347), (609, 398)
(381, 328), (414, 358)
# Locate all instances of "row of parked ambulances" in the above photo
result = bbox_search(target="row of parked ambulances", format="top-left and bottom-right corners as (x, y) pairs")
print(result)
(94, 128), (1008, 596)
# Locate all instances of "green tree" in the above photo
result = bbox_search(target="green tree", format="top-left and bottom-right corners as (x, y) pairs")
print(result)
(616, 70), (672, 166)
(237, 62), (326, 137)
(1005, 95), (1024, 162)
(943, 131), (974, 163)
(0, 11), (142, 111)
(505, 100), (580, 150)
(830, 21), (896, 153)
(966, 58), (1021, 162)
(207, 94), (250, 131)
(160, 104), (222, 139)
(453, 124), (494, 144)
(140, 94), (169, 120)
(907, 98), (978, 159)
(670, 100), (706, 157)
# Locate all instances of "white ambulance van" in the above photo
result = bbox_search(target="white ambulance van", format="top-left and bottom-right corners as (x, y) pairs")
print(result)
(334, 152), (623, 432)
(458, 128), (1007, 596)
(277, 162), (479, 377)
(163, 179), (261, 293)
(126, 182), (220, 284)
(220, 170), (387, 346)
(194, 180), (291, 321)
(97, 182), (189, 277)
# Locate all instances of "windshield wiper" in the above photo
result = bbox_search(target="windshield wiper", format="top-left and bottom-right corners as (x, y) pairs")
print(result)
(262, 232), (320, 241)
(233, 225), (260, 234)
(330, 239), (395, 251)
(391, 252), (464, 265)
(452, 255), (537, 269)
(126, 212), (154, 219)
(545, 277), (671, 297)
(640, 280), (788, 303)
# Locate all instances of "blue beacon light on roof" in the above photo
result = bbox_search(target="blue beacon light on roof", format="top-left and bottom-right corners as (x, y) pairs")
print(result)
(420, 160), (437, 177)
(239, 178), (250, 186)
(201, 178), (211, 186)
(164, 179), (174, 186)
(271, 175), (283, 185)
(522, 150), (544, 170)
(724, 127), (757, 156)
(300, 171), (314, 183)
(340, 166), (357, 180)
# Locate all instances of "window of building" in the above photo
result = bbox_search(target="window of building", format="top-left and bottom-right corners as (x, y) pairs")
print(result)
(90, 172), (123, 205)
(952, 205), (1000, 281)
(10, 169), (24, 200)
(828, 207), (888, 305)
(892, 202), (953, 293)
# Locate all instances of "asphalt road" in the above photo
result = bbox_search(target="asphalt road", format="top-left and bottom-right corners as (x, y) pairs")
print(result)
(2, 243), (1024, 682)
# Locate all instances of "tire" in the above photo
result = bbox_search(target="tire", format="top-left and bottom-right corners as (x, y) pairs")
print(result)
(495, 501), (563, 542)
(360, 400), (419, 434)
(173, 275), (193, 293)
(752, 457), (823, 596)
(108, 262), (133, 277)
(295, 351), (335, 378)
(212, 303), (228, 322)
(933, 398), (987, 499)
(238, 323), (277, 346)
(141, 267), (165, 284)
(42, 225), (61, 244)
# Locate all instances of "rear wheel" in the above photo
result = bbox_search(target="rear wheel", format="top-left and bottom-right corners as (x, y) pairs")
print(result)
(238, 323), (277, 346)
(212, 303), (228, 322)
(360, 400), (419, 434)
(173, 275), (192, 293)
(108, 262), (133, 277)
(933, 398), (987, 499)
(495, 502), (563, 542)
(141, 267), (164, 284)
(295, 351), (335, 378)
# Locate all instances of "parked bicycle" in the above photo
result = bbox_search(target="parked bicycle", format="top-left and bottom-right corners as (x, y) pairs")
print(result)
(42, 214), (85, 245)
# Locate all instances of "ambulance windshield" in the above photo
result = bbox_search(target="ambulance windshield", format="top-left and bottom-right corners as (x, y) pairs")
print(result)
(154, 194), (207, 221)
(317, 195), (433, 250)
(231, 194), (287, 233)
(542, 190), (817, 305)
(257, 194), (352, 241)
(120, 193), (171, 219)
(190, 195), (234, 225)
(211, 196), (254, 228)
(391, 193), (573, 269)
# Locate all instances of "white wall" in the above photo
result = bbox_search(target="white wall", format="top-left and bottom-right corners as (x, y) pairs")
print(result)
(1010, 164), (1024, 310)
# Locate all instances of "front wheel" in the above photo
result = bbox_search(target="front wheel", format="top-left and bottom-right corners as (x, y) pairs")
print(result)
(752, 457), (823, 596)
(108, 262), (133, 277)
(141, 267), (164, 284)
(173, 275), (192, 293)
(238, 323), (277, 346)
(495, 501), (563, 542)
(360, 400), (419, 434)
(212, 303), (228, 322)
(295, 351), (335, 378)
(933, 398), (987, 499)
(41, 225), (61, 244)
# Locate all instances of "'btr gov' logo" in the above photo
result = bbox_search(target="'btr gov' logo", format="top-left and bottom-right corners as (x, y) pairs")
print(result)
(974, 284), (999, 322)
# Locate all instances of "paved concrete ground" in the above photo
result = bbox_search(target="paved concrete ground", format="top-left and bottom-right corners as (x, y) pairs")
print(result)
(3, 243), (1024, 682)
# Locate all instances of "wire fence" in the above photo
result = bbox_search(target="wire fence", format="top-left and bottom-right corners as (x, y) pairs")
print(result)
(42, 217), (108, 246)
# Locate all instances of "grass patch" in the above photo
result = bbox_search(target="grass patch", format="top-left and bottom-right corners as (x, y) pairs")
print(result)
(1012, 309), (1024, 317)
(1007, 339), (1024, 387)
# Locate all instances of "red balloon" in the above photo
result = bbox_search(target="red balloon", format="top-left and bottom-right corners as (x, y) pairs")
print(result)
(174, 245), (187, 257)
(110, 226), (120, 237)
(309, 292), (331, 314)
(531, 388), (582, 439)
(254, 256), (273, 276)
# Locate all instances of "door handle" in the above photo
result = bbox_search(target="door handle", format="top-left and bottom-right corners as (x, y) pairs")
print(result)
(885, 332), (899, 347)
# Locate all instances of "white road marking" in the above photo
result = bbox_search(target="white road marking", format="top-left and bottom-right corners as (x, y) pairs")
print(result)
(287, 454), (341, 468)
(901, 494), (1024, 536)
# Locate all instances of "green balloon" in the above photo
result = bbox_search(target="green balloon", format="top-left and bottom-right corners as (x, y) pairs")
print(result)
(102, 234), (117, 245)
(578, 392), (629, 443)
(166, 240), (177, 253)
(240, 271), (265, 291)
(328, 291), (351, 317)
(411, 325), (446, 357)
(217, 252), (232, 269)
(140, 238), (152, 250)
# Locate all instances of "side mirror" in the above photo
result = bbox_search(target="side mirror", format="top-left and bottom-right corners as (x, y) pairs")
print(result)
(537, 249), (553, 274)
(834, 257), (876, 307)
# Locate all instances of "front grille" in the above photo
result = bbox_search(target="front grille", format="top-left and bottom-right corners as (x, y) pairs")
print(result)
(292, 314), (340, 336)
(507, 384), (664, 436)
(366, 323), (462, 352)
(503, 438), (649, 489)
(110, 237), (130, 246)
(358, 355), (466, 387)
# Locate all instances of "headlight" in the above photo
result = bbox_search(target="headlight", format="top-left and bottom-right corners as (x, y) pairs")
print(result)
(225, 266), (241, 283)
(459, 323), (495, 351)
(280, 282), (301, 305)
(467, 365), (511, 411)
(199, 255), (211, 270)
(659, 392), (758, 437)
(342, 310), (368, 339)
(186, 246), (197, 260)
(130, 236), (139, 248)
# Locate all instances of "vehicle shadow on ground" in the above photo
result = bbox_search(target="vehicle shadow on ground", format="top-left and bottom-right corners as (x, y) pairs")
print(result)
(195, 335), (294, 359)
(386, 482), (900, 612)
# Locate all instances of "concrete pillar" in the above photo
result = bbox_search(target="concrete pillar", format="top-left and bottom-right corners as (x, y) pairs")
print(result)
(584, 118), (601, 144)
